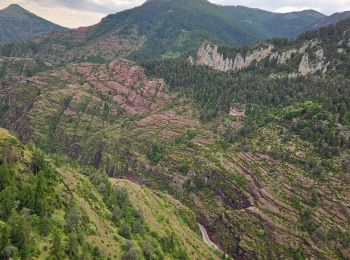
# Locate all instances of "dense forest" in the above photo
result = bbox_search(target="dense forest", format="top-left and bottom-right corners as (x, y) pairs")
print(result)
(143, 58), (350, 156)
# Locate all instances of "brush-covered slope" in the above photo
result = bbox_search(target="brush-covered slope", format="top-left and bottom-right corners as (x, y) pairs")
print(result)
(0, 4), (65, 44)
(0, 128), (218, 259)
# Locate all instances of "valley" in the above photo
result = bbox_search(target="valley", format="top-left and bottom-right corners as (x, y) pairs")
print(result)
(0, 0), (349, 259)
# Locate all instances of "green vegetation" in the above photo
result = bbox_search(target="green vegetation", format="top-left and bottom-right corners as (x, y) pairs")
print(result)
(0, 4), (349, 260)
(0, 129), (218, 259)
(0, 0), (335, 63)
(222, 6), (325, 38)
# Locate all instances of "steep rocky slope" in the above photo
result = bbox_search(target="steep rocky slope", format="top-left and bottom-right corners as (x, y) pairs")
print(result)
(0, 4), (64, 43)
(0, 59), (169, 158)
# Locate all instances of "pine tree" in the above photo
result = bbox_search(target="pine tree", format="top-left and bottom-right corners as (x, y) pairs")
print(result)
(0, 225), (10, 252)
(49, 227), (65, 260)
(9, 209), (32, 259)
(33, 171), (47, 216)
(0, 185), (17, 220)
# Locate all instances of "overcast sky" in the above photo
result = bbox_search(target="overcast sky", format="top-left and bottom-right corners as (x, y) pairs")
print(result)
(1, 0), (350, 28)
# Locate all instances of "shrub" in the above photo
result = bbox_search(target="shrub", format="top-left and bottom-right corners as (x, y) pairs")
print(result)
(120, 224), (132, 239)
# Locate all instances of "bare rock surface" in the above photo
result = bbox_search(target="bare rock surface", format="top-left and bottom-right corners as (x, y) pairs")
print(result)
(193, 38), (331, 78)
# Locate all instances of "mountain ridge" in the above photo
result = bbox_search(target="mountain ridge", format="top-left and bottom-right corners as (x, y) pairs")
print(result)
(0, 0), (346, 63)
(0, 4), (65, 43)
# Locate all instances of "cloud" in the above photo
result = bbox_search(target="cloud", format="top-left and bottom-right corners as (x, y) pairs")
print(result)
(29, 0), (145, 13)
(1, 0), (350, 28)
(0, 0), (108, 27)
(273, 6), (321, 13)
(212, 0), (350, 15)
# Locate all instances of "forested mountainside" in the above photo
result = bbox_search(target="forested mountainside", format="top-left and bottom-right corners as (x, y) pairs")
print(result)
(0, 17), (350, 259)
(309, 11), (350, 31)
(0, 0), (345, 64)
(0, 128), (218, 259)
(222, 6), (326, 38)
(0, 4), (65, 44)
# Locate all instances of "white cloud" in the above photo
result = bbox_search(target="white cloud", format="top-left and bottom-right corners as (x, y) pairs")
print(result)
(273, 6), (321, 13)
(0, 0), (106, 28)
(213, 0), (350, 15)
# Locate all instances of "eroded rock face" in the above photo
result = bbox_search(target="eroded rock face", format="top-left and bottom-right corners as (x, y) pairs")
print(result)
(277, 49), (297, 64)
(193, 38), (330, 78)
(196, 44), (234, 72)
(74, 59), (169, 115)
(298, 46), (327, 76)
(195, 43), (274, 72)
(315, 46), (324, 60)
(187, 56), (194, 65)
(298, 54), (311, 76)
(273, 40), (320, 65)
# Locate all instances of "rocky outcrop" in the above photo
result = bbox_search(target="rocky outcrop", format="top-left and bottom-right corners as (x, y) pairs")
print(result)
(187, 56), (194, 65)
(76, 59), (169, 115)
(196, 44), (234, 72)
(271, 40), (320, 65)
(298, 54), (311, 76)
(242, 44), (274, 68)
(298, 46), (328, 76)
(195, 43), (274, 72)
(193, 39), (329, 77)
(277, 49), (297, 64)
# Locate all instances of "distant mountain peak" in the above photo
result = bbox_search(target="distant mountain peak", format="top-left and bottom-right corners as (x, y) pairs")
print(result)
(3, 3), (26, 12)
(0, 3), (65, 43)
(6, 3), (23, 9)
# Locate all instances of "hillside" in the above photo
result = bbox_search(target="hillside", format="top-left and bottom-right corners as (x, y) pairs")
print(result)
(0, 0), (263, 64)
(0, 3), (350, 260)
(308, 11), (350, 31)
(222, 6), (326, 38)
(0, 19), (350, 258)
(0, 4), (65, 44)
(0, 128), (218, 259)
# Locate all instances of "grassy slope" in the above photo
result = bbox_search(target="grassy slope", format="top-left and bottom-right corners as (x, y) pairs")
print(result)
(110, 179), (219, 259)
(0, 128), (218, 259)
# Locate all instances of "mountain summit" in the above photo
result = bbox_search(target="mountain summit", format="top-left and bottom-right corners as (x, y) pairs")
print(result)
(0, 4), (65, 43)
